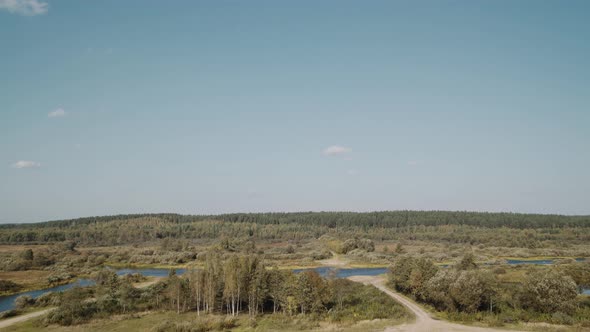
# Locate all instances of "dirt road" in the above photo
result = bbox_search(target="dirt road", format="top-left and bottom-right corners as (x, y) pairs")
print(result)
(0, 308), (52, 330)
(349, 276), (522, 332)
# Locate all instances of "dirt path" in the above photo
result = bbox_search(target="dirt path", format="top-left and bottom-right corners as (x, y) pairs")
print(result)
(0, 308), (52, 330)
(348, 276), (522, 332)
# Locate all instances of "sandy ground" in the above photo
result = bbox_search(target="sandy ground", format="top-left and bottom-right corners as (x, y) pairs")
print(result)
(348, 276), (523, 332)
(132, 276), (163, 289)
(316, 252), (349, 267)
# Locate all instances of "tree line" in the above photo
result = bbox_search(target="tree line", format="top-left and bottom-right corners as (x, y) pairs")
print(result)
(1, 212), (589, 247)
(388, 254), (590, 325)
(3, 211), (589, 229)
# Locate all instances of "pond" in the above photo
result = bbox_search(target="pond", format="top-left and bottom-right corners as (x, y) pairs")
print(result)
(505, 258), (585, 265)
(293, 266), (388, 278)
(506, 259), (554, 265)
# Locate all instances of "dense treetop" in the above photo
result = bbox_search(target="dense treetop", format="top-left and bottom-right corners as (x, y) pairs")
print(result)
(0, 211), (588, 246)
(2, 211), (589, 229)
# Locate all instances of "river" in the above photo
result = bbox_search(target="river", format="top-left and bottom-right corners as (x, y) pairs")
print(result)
(0, 261), (587, 313)
(0, 266), (385, 312)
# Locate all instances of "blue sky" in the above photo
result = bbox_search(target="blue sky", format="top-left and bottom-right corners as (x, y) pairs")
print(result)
(1, 0), (589, 222)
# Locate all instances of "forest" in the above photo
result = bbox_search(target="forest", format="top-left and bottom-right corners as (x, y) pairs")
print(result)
(1, 211), (589, 247)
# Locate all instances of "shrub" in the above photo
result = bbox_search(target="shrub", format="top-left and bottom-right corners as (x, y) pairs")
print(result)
(550, 312), (575, 325)
(47, 273), (74, 285)
(0, 280), (22, 293)
(33, 252), (54, 267)
(6, 258), (32, 271)
(339, 238), (375, 254)
(19, 249), (34, 261)
(15, 295), (35, 309)
(0, 309), (20, 319)
(45, 288), (97, 326)
(123, 273), (147, 283)
(310, 250), (332, 260)
(36, 291), (58, 307)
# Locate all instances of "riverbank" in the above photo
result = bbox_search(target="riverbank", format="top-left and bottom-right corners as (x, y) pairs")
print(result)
(103, 262), (190, 270)
(0, 271), (77, 298)
(0, 281), (78, 298)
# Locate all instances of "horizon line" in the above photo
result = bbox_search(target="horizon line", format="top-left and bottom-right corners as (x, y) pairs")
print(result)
(2, 209), (589, 225)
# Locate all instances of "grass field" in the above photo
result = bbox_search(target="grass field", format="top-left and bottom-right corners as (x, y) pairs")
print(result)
(1, 311), (409, 332)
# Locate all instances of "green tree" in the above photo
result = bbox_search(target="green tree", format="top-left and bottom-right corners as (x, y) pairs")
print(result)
(223, 256), (240, 316)
(389, 257), (437, 298)
(424, 270), (458, 311)
(521, 270), (578, 314)
(449, 271), (495, 313)
(408, 258), (438, 300)
(267, 268), (285, 313)
(117, 281), (139, 313)
(296, 270), (328, 314)
(456, 253), (478, 271)
(389, 256), (414, 293)
(94, 270), (120, 295)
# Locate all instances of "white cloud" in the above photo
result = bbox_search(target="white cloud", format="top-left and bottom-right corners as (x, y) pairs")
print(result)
(322, 145), (351, 156)
(0, 0), (48, 16)
(11, 160), (40, 169)
(48, 108), (65, 118)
